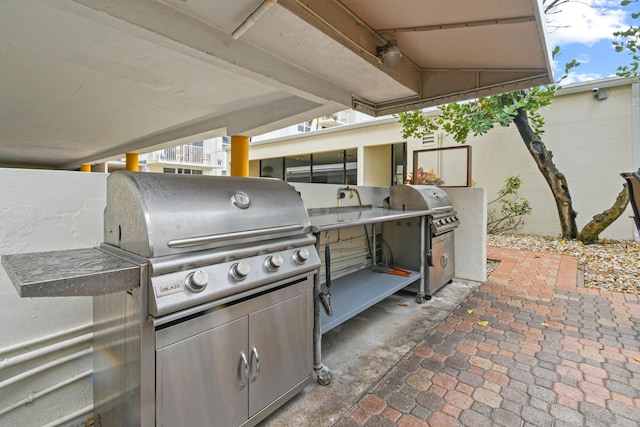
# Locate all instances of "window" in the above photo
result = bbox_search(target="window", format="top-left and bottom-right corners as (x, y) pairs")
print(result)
(392, 143), (406, 185)
(412, 146), (471, 187)
(260, 158), (284, 179)
(261, 150), (357, 185)
(297, 122), (311, 133)
(312, 151), (344, 184)
(344, 149), (357, 186)
(163, 167), (203, 175)
(285, 155), (311, 183)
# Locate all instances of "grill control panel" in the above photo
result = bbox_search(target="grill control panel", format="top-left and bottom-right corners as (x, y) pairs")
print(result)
(149, 244), (321, 317)
(431, 213), (460, 235)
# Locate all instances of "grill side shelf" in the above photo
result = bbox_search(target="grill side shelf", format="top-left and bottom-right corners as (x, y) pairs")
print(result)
(1, 247), (141, 297)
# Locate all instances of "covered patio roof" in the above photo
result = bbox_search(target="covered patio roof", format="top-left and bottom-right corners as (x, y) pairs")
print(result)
(0, 0), (552, 170)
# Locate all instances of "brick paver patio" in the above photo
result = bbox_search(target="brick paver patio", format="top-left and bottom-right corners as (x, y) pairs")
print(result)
(334, 247), (640, 426)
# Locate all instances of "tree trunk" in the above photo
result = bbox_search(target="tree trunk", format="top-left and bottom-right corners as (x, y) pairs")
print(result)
(512, 109), (578, 239)
(578, 184), (630, 244)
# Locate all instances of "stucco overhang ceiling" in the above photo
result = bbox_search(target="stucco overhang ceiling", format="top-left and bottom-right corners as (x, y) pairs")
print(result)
(0, 0), (552, 169)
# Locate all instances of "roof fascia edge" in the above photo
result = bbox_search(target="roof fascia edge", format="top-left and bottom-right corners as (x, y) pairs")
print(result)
(353, 74), (552, 116)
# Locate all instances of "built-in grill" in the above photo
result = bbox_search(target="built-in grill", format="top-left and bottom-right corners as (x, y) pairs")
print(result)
(2, 171), (321, 427)
(96, 171), (321, 427)
(382, 184), (459, 300)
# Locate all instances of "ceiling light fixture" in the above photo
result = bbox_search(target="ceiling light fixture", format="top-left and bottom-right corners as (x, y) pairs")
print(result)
(377, 39), (402, 67)
(592, 87), (610, 101)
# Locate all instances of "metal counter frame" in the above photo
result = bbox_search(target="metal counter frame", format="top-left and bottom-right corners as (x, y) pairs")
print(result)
(308, 206), (433, 385)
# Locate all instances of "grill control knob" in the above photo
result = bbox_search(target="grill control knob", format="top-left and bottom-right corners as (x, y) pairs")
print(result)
(186, 270), (209, 293)
(293, 248), (310, 264)
(265, 253), (284, 271)
(230, 261), (251, 280)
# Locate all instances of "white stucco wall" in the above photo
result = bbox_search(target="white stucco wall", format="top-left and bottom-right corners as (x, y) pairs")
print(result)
(446, 188), (487, 282)
(0, 168), (106, 426)
(249, 118), (404, 158)
(467, 82), (636, 240)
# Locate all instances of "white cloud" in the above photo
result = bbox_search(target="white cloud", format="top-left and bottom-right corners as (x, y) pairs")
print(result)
(560, 71), (605, 84)
(545, 1), (628, 46)
(551, 53), (592, 79)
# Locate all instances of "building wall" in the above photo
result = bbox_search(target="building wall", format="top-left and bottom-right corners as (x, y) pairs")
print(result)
(363, 145), (392, 186)
(250, 118), (404, 161)
(0, 168), (106, 426)
(249, 79), (639, 241)
(467, 82), (636, 239)
(139, 137), (228, 176)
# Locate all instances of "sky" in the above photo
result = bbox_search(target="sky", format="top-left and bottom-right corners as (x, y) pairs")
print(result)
(545, 0), (637, 83)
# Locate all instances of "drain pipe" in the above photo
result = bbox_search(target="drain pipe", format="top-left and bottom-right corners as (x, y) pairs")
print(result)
(0, 333), (93, 371)
(232, 0), (278, 39)
(0, 369), (92, 417)
(0, 348), (92, 390)
(0, 323), (92, 357)
(40, 404), (93, 427)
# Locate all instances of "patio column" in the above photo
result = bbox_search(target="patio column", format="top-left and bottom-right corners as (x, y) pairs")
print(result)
(126, 153), (139, 172)
(230, 135), (249, 177)
(80, 164), (92, 172)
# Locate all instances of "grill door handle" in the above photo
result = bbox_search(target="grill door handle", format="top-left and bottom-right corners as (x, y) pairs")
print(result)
(441, 253), (449, 268)
(249, 346), (261, 382)
(238, 351), (249, 389)
(168, 224), (304, 248)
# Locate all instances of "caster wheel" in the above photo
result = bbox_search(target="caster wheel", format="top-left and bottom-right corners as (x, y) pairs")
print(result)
(315, 365), (333, 386)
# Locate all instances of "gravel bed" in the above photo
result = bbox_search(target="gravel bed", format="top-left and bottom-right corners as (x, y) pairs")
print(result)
(487, 233), (640, 294)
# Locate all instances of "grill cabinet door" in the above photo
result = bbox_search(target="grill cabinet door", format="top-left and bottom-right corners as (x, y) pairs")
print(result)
(156, 317), (249, 427)
(429, 232), (455, 293)
(248, 293), (308, 417)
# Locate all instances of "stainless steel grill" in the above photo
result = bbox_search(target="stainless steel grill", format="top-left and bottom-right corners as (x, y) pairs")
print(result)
(383, 184), (460, 300)
(102, 172), (319, 318)
(96, 172), (321, 427)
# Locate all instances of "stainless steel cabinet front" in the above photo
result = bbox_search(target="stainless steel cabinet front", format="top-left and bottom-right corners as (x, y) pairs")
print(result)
(248, 293), (307, 417)
(155, 281), (310, 427)
(429, 231), (455, 293)
(156, 316), (249, 427)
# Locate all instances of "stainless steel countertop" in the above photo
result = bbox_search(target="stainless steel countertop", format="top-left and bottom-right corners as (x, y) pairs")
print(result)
(2, 247), (141, 297)
(308, 206), (433, 233)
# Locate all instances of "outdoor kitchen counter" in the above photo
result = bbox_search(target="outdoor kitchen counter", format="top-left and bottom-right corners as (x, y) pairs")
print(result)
(308, 206), (434, 232)
(1, 247), (141, 297)
(308, 206), (433, 336)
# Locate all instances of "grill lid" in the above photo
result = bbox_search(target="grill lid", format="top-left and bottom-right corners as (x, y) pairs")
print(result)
(388, 184), (453, 211)
(104, 171), (311, 258)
